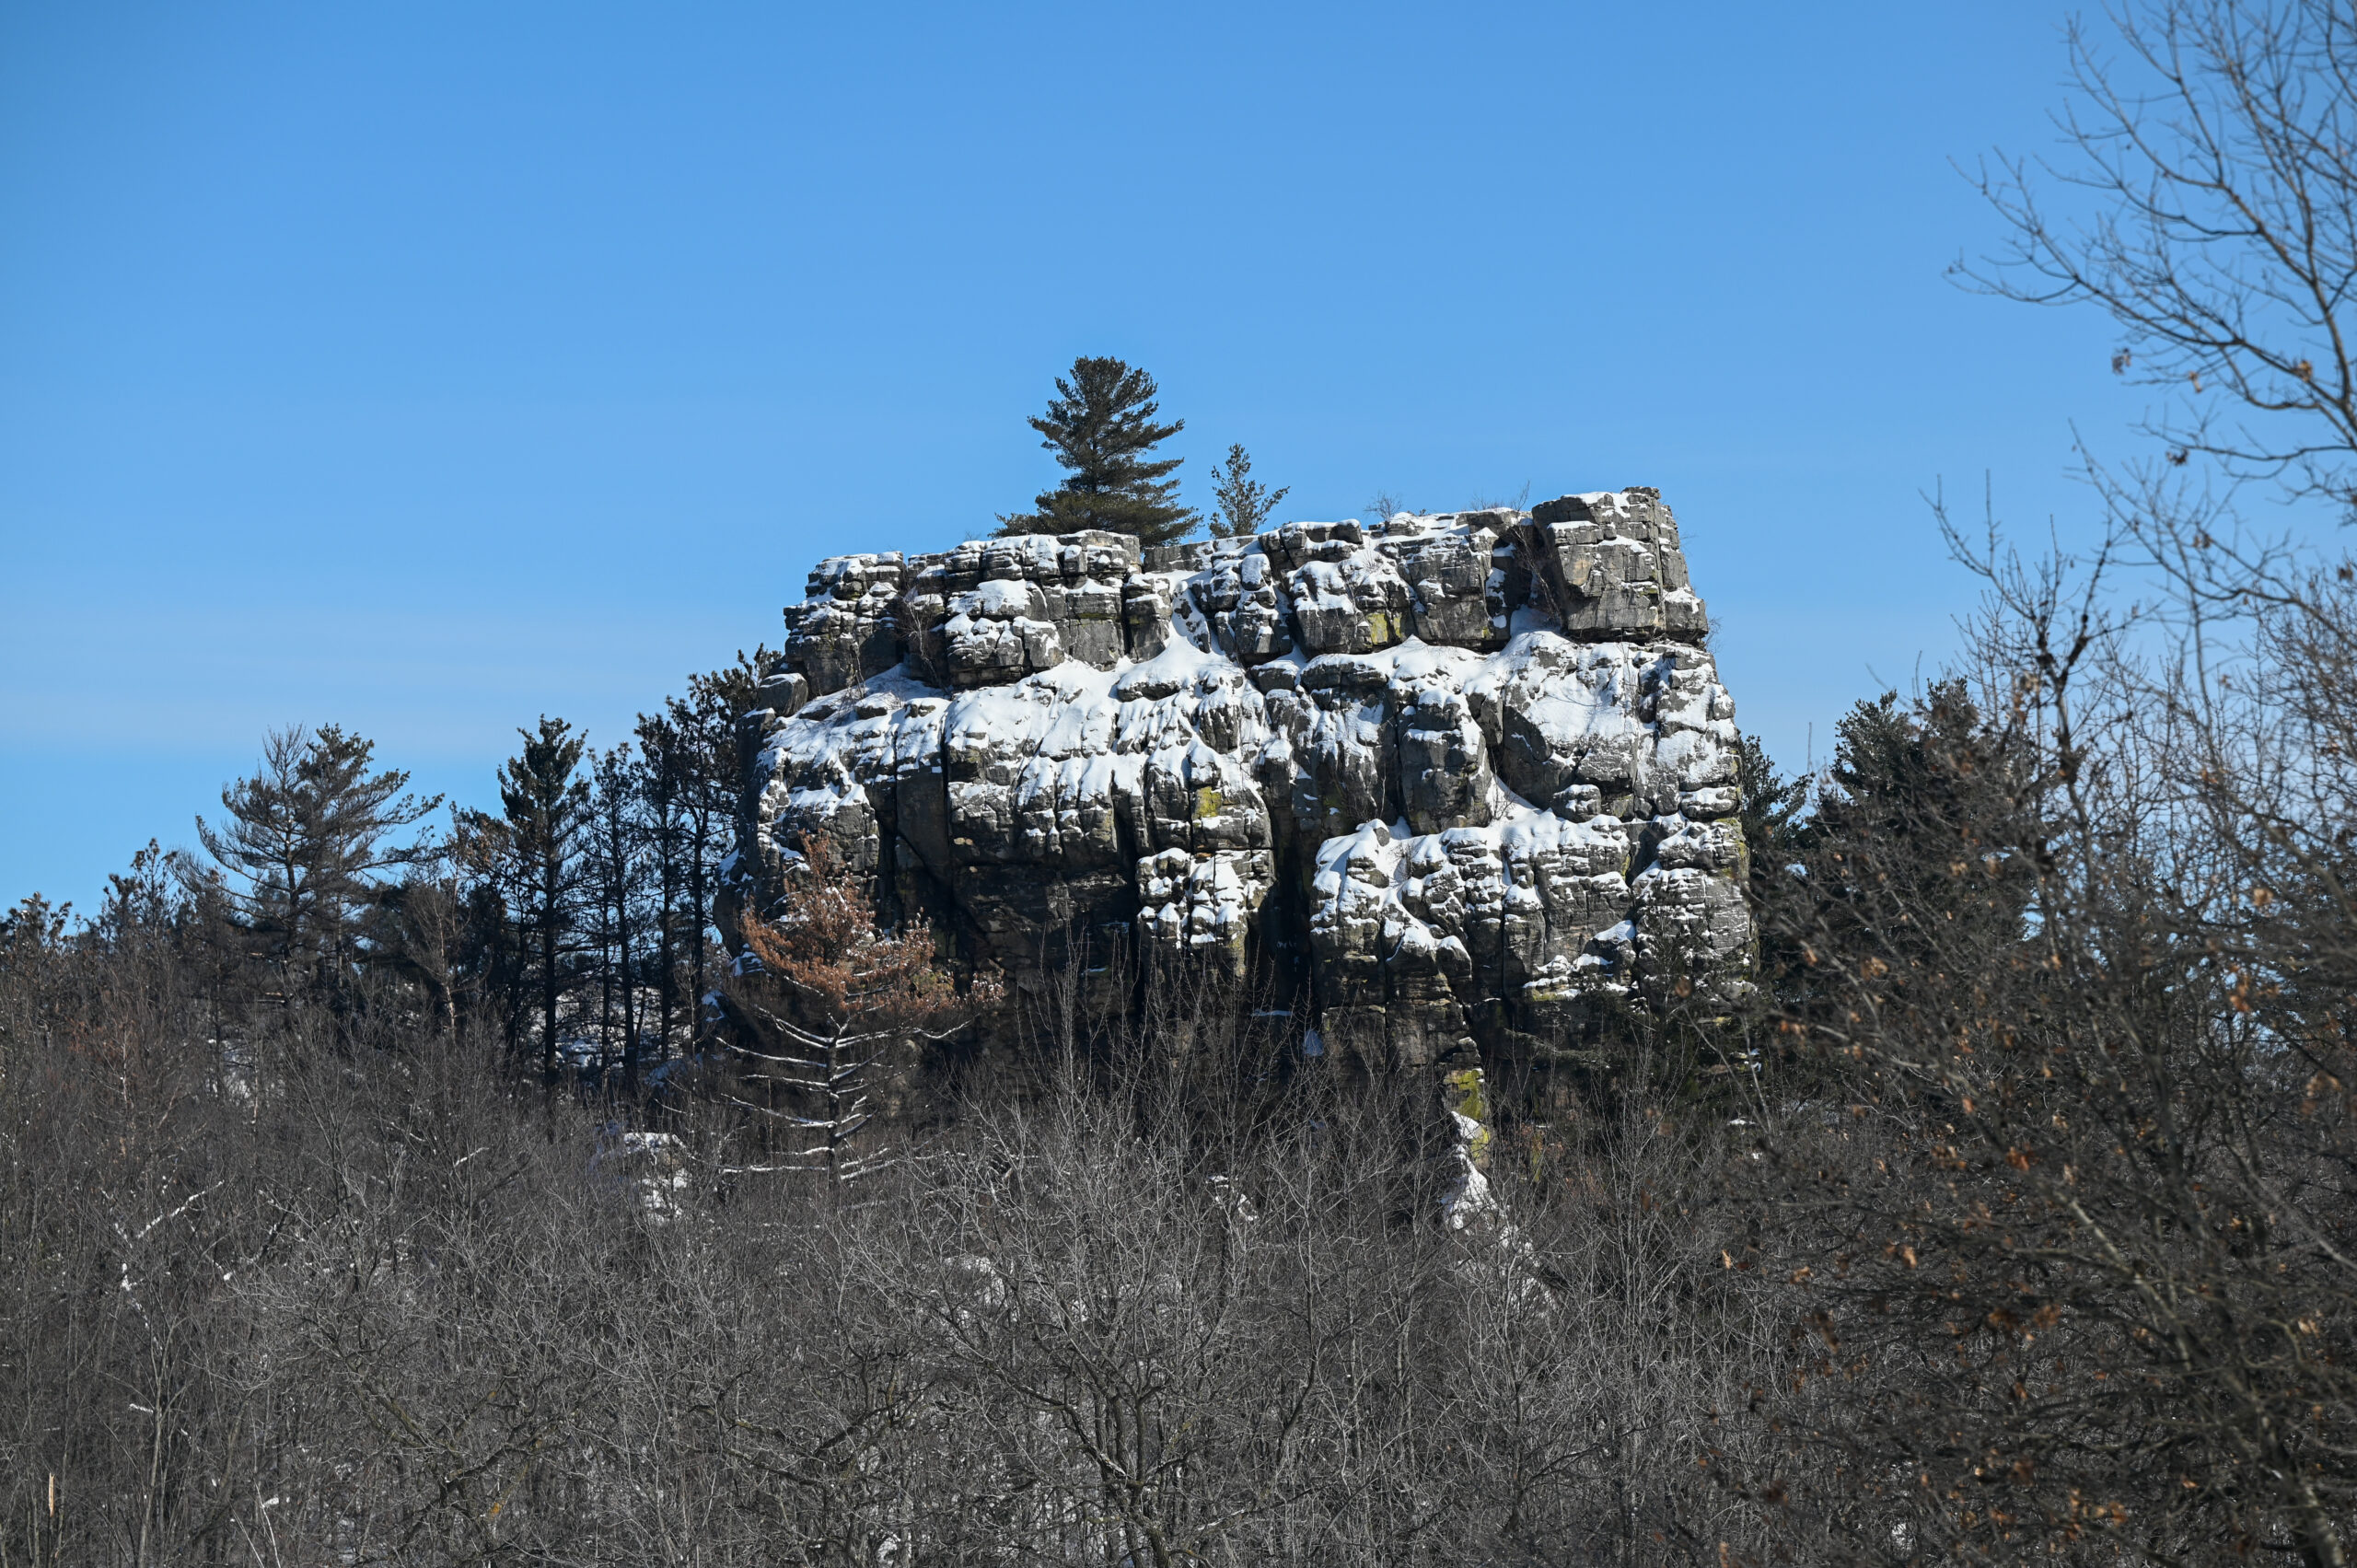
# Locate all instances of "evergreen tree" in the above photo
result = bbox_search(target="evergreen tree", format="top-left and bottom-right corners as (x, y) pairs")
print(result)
(667, 647), (780, 1045)
(196, 725), (439, 1006)
(0, 892), (69, 958)
(98, 840), (188, 951)
(1791, 682), (2038, 984)
(482, 716), (591, 1077)
(1206, 442), (1289, 539)
(633, 710), (691, 1060)
(1732, 731), (1812, 992)
(997, 356), (1197, 545)
(442, 809), (531, 1043)
(586, 742), (650, 1086)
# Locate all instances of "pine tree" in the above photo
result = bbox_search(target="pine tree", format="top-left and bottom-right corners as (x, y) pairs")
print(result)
(482, 716), (591, 1077)
(1732, 731), (1812, 992)
(666, 685), (732, 1048)
(997, 355), (1197, 545)
(667, 646), (781, 1047)
(1794, 682), (2037, 980)
(1206, 442), (1289, 539)
(586, 743), (650, 1086)
(633, 710), (691, 1060)
(196, 725), (439, 1006)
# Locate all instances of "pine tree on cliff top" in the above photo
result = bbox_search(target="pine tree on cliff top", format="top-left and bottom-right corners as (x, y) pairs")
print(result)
(997, 355), (1197, 545)
(1207, 442), (1289, 539)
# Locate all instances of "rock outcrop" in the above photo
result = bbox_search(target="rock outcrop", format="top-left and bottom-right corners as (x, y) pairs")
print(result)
(727, 488), (1750, 1081)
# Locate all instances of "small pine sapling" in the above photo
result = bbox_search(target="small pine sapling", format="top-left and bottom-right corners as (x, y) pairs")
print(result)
(1207, 443), (1290, 540)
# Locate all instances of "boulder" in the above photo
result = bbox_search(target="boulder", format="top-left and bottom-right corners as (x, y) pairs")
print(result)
(1518, 488), (1710, 643)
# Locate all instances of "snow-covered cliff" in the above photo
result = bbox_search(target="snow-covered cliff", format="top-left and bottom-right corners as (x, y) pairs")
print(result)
(727, 487), (1749, 1075)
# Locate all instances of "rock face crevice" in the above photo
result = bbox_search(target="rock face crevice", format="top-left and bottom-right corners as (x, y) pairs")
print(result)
(728, 488), (1750, 1075)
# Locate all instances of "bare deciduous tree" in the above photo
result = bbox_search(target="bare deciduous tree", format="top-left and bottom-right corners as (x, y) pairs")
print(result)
(1965, 0), (2357, 506)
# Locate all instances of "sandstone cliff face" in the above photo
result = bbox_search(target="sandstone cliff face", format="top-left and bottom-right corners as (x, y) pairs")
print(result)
(728, 488), (1749, 1075)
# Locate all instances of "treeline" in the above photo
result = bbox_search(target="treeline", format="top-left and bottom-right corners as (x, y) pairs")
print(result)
(0, 650), (776, 1098)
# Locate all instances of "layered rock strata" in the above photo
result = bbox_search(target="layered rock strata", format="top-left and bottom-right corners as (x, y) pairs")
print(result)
(728, 488), (1749, 1077)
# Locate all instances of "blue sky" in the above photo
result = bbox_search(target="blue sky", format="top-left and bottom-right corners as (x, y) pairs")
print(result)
(4, 1), (2164, 911)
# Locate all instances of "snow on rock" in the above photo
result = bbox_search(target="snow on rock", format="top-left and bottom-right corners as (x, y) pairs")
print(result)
(734, 489), (1752, 1069)
(1265, 521), (1414, 656)
(778, 552), (905, 695)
